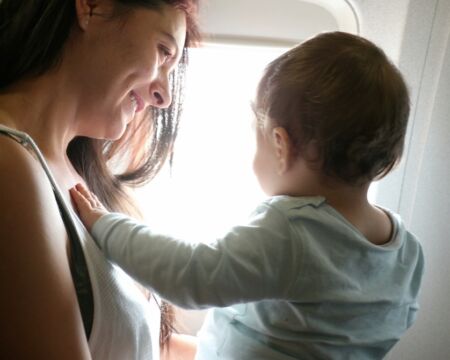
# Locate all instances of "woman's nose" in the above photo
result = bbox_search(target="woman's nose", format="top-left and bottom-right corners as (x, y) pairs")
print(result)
(149, 74), (172, 109)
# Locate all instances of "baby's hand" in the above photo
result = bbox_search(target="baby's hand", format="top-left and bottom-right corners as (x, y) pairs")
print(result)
(70, 183), (109, 232)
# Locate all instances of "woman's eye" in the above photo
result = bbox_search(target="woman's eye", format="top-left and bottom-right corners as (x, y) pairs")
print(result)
(159, 45), (173, 63)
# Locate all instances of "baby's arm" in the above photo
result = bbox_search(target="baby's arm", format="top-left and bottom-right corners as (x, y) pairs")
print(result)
(71, 184), (299, 309)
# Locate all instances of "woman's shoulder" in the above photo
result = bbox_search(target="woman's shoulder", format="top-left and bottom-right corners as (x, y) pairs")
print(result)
(0, 131), (69, 244)
(0, 130), (41, 175)
(0, 132), (91, 358)
(0, 131), (55, 207)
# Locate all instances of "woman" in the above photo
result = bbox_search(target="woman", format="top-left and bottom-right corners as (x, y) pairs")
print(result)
(0, 0), (200, 358)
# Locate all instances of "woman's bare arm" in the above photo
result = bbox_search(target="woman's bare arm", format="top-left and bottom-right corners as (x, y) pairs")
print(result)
(0, 137), (91, 359)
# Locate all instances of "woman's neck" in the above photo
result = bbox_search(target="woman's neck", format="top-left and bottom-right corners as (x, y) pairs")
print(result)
(0, 71), (78, 163)
(0, 74), (85, 203)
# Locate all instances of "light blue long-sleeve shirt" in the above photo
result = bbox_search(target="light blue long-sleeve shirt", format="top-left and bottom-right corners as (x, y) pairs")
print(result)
(92, 196), (424, 359)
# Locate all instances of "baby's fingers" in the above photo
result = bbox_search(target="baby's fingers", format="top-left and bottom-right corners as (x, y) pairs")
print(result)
(70, 185), (93, 212)
(70, 184), (108, 231)
(90, 192), (103, 209)
(70, 186), (96, 224)
(74, 183), (96, 208)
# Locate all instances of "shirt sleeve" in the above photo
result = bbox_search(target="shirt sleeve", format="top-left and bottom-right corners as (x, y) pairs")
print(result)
(91, 204), (300, 309)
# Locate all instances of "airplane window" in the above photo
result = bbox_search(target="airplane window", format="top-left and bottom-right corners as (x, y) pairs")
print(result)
(134, 44), (287, 241)
(133, 0), (364, 241)
(134, 42), (376, 241)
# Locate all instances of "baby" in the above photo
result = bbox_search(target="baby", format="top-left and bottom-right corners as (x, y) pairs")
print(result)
(71, 31), (424, 360)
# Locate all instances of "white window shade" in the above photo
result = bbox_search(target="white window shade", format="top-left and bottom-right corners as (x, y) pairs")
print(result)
(199, 0), (359, 46)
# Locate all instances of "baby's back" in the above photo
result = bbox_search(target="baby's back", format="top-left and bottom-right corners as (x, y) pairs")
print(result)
(196, 196), (424, 360)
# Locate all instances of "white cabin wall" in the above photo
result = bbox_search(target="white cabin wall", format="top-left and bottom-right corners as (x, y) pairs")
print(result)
(352, 0), (450, 358)
(394, 1), (450, 358)
(351, 0), (434, 213)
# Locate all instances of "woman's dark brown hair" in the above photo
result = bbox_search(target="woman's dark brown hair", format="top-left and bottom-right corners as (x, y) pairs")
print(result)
(256, 31), (410, 185)
(0, 0), (201, 347)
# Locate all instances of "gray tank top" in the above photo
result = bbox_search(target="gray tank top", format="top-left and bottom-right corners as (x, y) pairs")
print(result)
(0, 125), (161, 359)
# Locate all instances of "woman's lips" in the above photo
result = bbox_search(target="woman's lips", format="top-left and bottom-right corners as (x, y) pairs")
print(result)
(130, 90), (145, 113)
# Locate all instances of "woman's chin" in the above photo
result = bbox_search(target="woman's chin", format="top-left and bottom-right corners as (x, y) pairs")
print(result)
(92, 123), (127, 141)
(108, 126), (128, 141)
(108, 115), (133, 140)
(83, 114), (132, 141)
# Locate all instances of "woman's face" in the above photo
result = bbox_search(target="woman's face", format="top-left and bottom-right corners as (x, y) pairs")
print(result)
(73, 3), (187, 140)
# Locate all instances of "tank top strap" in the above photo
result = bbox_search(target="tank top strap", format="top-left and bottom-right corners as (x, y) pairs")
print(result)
(0, 124), (94, 338)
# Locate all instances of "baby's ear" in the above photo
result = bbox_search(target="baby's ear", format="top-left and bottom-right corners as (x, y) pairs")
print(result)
(271, 126), (295, 175)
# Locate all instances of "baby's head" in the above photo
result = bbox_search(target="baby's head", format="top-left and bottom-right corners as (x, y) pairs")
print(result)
(254, 31), (410, 188)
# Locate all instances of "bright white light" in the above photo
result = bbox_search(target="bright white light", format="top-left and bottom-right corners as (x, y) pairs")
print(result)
(134, 45), (286, 242)
(133, 44), (379, 241)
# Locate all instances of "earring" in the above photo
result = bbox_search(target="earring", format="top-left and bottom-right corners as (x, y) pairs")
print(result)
(80, 16), (90, 31)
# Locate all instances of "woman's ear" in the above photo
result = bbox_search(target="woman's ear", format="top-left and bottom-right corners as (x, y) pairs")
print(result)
(75, 0), (101, 31)
(271, 126), (294, 175)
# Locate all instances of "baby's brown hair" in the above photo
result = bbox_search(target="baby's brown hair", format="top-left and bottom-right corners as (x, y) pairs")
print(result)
(255, 31), (410, 185)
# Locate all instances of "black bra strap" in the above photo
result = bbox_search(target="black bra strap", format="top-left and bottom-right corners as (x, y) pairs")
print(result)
(55, 192), (94, 339)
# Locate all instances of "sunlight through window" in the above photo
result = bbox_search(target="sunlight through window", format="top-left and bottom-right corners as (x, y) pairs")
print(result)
(134, 44), (286, 241)
(134, 43), (378, 242)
